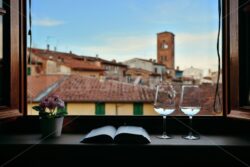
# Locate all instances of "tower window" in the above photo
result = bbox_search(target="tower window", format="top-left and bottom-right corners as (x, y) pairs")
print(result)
(162, 40), (169, 49)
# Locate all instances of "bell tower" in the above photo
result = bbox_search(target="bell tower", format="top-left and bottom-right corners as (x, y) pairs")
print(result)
(157, 32), (175, 69)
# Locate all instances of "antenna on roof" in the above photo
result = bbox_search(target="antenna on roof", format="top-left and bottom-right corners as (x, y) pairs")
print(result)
(47, 44), (50, 51)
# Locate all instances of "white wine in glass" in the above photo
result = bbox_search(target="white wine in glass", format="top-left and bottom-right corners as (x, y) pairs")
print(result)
(154, 82), (176, 139)
(180, 85), (201, 140)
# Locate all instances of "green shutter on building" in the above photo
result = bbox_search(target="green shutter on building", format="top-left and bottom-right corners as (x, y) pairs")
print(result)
(27, 67), (31, 76)
(95, 103), (105, 115)
(133, 103), (143, 116)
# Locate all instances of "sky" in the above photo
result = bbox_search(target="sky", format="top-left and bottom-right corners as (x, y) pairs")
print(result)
(28, 0), (221, 71)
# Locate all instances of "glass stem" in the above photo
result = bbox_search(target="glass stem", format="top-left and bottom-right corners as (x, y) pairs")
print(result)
(189, 116), (193, 136)
(163, 116), (167, 136)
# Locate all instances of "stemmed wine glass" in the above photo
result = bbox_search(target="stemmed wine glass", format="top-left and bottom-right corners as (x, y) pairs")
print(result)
(180, 85), (201, 140)
(154, 82), (176, 139)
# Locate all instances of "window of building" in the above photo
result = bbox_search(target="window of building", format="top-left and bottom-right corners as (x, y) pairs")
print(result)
(154, 68), (158, 73)
(27, 67), (31, 76)
(133, 103), (143, 116)
(161, 56), (164, 62)
(164, 56), (167, 62)
(1, 0), (250, 122)
(95, 103), (105, 115)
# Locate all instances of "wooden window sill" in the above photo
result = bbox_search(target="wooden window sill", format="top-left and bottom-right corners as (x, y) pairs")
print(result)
(228, 110), (250, 120)
(0, 134), (249, 166)
(0, 134), (250, 146)
(0, 109), (22, 119)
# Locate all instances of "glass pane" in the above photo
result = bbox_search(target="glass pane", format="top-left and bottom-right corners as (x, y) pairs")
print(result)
(27, 0), (222, 116)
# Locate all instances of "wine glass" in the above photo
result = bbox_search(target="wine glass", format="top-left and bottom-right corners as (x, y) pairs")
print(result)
(154, 82), (176, 139)
(180, 85), (201, 140)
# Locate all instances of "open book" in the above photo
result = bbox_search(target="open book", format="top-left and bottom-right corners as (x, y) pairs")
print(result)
(81, 125), (151, 144)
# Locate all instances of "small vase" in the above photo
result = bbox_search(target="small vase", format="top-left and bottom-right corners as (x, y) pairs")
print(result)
(40, 117), (64, 138)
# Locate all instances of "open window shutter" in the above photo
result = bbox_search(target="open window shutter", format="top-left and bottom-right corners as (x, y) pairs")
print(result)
(0, 0), (26, 119)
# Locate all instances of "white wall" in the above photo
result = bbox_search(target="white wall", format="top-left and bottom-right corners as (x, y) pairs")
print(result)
(124, 58), (154, 72)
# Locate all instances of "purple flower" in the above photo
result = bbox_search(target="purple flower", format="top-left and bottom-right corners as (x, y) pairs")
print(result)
(57, 99), (65, 109)
(40, 95), (65, 110)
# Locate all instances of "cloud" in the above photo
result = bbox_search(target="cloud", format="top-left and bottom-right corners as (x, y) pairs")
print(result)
(77, 35), (156, 61)
(33, 18), (64, 27)
(176, 32), (217, 44)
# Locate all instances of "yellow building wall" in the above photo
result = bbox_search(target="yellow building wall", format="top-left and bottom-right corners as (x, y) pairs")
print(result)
(28, 103), (156, 116)
(67, 103), (133, 115)
(105, 103), (117, 115)
(28, 103), (39, 115)
(114, 103), (134, 115)
(143, 103), (158, 116)
(67, 103), (95, 115)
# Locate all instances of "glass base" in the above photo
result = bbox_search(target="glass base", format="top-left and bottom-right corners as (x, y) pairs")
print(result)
(182, 135), (200, 140)
(157, 134), (172, 139)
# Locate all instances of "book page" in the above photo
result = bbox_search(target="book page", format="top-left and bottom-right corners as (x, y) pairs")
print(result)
(84, 125), (117, 140)
(115, 126), (151, 143)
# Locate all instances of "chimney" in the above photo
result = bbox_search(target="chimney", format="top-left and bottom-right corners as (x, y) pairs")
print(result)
(176, 66), (180, 71)
(54, 46), (57, 52)
(47, 44), (50, 51)
(96, 54), (99, 58)
(69, 50), (72, 54)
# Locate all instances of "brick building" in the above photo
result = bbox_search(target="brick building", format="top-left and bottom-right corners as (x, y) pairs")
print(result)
(157, 31), (175, 69)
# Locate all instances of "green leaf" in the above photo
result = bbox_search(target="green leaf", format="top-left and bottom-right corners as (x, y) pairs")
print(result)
(32, 106), (45, 112)
(39, 111), (50, 118)
(56, 108), (68, 117)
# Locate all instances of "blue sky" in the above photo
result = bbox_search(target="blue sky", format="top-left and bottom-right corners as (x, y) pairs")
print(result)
(29, 0), (220, 71)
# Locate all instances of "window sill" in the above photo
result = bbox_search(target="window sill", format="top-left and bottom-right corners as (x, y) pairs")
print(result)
(0, 134), (249, 166)
(0, 134), (250, 146)
(228, 110), (250, 120)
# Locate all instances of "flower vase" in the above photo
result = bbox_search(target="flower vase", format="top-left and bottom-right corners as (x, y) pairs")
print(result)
(40, 117), (64, 138)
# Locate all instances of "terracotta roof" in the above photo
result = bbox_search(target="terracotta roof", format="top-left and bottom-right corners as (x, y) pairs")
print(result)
(27, 75), (66, 101)
(80, 56), (128, 67)
(29, 48), (105, 71)
(50, 75), (155, 102)
(63, 59), (104, 71)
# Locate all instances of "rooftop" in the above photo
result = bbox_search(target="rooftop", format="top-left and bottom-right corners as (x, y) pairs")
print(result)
(29, 48), (105, 71)
(157, 31), (175, 36)
(49, 75), (155, 103)
(27, 75), (66, 101)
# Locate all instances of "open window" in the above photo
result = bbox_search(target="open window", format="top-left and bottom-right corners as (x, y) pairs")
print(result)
(0, 0), (26, 119)
(1, 0), (250, 121)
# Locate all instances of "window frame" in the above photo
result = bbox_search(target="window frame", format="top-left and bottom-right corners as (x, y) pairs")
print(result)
(3, 0), (250, 123)
(0, 0), (26, 119)
(227, 0), (250, 119)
